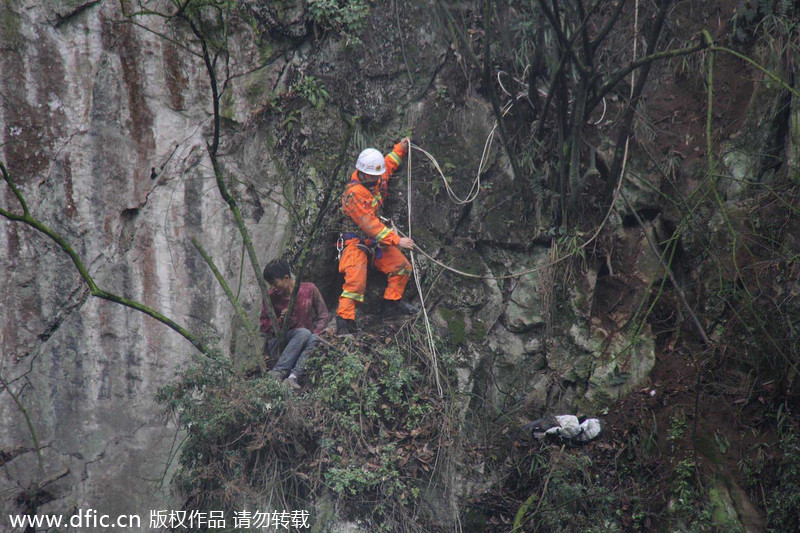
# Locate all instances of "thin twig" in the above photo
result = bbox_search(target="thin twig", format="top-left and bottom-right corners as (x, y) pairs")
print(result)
(191, 237), (258, 340)
(0, 371), (44, 474)
(182, 13), (282, 346)
(394, 0), (414, 86)
(619, 190), (712, 347)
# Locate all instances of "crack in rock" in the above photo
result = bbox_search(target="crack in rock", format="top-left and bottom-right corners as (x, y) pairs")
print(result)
(53, 0), (102, 28)
(37, 285), (90, 343)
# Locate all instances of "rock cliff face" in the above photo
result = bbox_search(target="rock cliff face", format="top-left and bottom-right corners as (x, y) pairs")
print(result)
(0, 1), (288, 519)
(1, 0), (710, 524)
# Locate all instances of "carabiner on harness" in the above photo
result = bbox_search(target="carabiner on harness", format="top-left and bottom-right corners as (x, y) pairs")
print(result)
(336, 234), (345, 261)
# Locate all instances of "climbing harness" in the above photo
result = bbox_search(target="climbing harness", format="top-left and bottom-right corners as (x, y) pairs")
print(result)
(336, 232), (383, 262)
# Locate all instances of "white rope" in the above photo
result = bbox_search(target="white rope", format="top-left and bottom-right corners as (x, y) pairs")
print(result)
(407, 143), (443, 397)
(497, 70), (514, 97)
(410, 99), (517, 206)
(590, 96), (607, 125)
(396, 221), (571, 279)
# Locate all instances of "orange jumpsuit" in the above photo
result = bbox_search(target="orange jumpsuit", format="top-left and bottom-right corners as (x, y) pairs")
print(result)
(338, 142), (412, 320)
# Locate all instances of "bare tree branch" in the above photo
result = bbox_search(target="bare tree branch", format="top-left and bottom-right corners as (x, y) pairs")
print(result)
(591, 0), (628, 50)
(179, 11), (282, 345)
(1, 167), (213, 356)
(602, 0), (673, 205)
(536, 0), (590, 75)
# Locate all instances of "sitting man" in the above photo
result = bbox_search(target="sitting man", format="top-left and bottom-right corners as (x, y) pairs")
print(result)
(260, 259), (329, 390)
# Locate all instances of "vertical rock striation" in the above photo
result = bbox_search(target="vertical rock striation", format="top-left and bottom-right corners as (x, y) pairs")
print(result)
(0, 1), (287, 519)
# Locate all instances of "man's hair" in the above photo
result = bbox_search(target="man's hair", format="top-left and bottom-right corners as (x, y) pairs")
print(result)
(263, 259), (292, 284)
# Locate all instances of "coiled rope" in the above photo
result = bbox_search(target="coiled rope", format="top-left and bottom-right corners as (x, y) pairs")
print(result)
(411, 98), (518, 206)
(406, 141), (569, 280)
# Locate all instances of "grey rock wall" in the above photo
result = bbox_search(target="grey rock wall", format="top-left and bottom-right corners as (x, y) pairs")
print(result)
(1, 1), (286, 522)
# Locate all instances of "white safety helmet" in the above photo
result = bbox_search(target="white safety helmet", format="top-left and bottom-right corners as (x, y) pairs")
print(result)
(355, 148), (385, 176)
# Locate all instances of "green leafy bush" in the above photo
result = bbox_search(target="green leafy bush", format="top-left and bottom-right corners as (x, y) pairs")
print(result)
(158, 331), (451, 530)
(511, 450), (624, 532)
(156, 356), (301, 510)
(294, 76), (330, 108)
(307, 0), (369, 44)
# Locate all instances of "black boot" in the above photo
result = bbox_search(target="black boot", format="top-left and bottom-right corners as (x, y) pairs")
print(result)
(336, 315), (358, 337)
(383, 299), (419, 317)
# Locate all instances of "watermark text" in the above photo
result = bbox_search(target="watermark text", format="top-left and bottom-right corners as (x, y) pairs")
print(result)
(7, 508), (310, 530)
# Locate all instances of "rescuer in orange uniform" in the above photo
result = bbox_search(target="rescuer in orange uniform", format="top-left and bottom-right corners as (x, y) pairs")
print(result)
(335, 138), (418, 335)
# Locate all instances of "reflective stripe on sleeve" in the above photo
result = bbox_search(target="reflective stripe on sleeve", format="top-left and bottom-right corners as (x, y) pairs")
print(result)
(387, 151), (402, 165)
(375, 227), (392, 242)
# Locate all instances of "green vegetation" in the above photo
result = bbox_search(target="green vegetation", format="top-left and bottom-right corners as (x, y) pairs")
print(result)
(511, 450), (622, 532)
(736, 403), (800, 532)
(765, 430), (800, 530)
(306, 0), (370, 44)
(294, 76), (330, 108)
(438, 306), (467, 345)
(5, 0), (800, 530)
(158, 329), (451, 530)
(667, 413), (687, 446)
(667, 459), (713, 531)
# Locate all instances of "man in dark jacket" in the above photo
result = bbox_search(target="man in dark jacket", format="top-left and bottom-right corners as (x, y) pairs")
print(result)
(260, 259), (329, 390)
